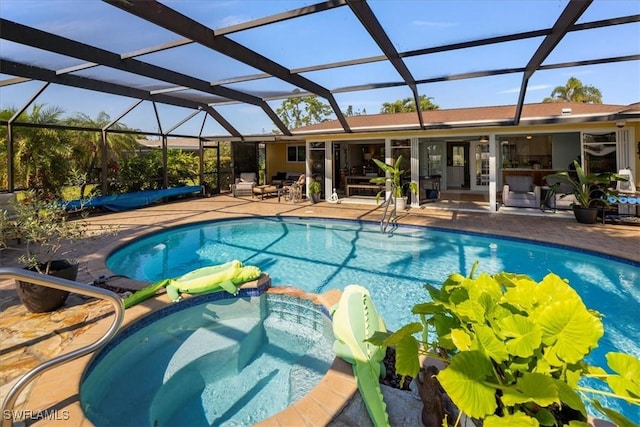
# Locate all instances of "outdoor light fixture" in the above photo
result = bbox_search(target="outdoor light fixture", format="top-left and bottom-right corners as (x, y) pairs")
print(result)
(479, 136), (489, 143)
(526, 135), (532, 139)
(616, 121), (626, 128)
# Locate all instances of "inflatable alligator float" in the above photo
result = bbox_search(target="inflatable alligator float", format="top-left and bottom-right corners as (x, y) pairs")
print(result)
(123, 260), (261, 309)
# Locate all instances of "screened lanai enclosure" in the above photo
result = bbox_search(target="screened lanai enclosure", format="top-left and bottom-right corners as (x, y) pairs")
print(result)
(1, 0), (638, 199)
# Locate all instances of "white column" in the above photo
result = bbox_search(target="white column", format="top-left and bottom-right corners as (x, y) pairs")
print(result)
(325, 142), (332, 201)
(489, 134), (497, 212)
(411, 137), (420, 207)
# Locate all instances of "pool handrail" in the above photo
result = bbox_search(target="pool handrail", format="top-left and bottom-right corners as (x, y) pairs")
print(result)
(0, 267), (124, 427)
(380, 191), (395, 233)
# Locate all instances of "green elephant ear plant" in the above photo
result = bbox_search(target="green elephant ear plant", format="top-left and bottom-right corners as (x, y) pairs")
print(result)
(370, 262), (640, 427)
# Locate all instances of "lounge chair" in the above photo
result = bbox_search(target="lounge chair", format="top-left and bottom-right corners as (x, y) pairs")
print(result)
(232, 172), (257, 197)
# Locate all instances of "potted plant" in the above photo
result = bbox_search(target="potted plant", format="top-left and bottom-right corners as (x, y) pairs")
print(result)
(370, 155), (418, 210)
(308, 175), (322, 204)
(545, 161), (625, 224)
(375, 263), (640, 427)
(9, 190), (92, 312)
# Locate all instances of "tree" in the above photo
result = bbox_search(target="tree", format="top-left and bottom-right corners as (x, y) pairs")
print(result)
(543, 77), (603, 104)
(0, 104), (72, 197)
(64, 112), (139, 197)
(345, 105), (367, 116)
(380, 95), (439, 114)
(275, 96), (333, 129)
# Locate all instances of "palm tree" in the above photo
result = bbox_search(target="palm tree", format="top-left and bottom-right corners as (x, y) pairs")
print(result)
(380, 95), (439, 113)
(2, 104), (71, 197)
(65, 112), (139, 197)
(543, 77), (602, 104)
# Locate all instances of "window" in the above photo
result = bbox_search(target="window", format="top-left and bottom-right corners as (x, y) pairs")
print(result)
(287, 145), (305, 162)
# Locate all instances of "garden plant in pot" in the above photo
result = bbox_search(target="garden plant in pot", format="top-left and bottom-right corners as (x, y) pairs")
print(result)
(308, 174), (322, 204)
(370, 155), (418, 211)
(372, 262), (639, 427)
(10, 190), (90, 313)
(545, 161), (626, 224)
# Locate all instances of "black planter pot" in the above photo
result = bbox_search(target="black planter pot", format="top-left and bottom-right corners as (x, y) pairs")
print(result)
(16, 260), (78, 313)
(573, 206), (599, 224)
(309, 193), (321, 204)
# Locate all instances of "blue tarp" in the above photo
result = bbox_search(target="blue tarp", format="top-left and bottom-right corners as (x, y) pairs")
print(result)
(65, 186), (202, 212)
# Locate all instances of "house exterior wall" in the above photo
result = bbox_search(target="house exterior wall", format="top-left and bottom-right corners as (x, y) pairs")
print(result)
(260, 115), (640, 210)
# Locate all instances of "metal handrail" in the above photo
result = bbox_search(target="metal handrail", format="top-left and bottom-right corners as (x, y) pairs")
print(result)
(380, 192), (395, 234)
(0, 268), (124, 427)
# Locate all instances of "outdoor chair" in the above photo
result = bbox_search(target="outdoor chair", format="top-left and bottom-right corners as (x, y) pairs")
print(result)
(282, 174), (305, 203)
(544, 176), (577, 210)
(502, 175), (541, 208)
(232, 172), (257, 197)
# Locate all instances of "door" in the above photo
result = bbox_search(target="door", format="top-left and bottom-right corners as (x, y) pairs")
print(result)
(446, 142), (470, 189)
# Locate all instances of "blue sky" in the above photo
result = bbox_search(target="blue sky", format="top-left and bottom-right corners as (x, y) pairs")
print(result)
(1, 0), (639, 136)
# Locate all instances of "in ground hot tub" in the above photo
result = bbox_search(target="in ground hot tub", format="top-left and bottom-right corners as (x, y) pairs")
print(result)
(81, 288), (336, 426)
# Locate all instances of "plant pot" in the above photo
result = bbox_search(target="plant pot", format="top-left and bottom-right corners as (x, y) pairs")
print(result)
(395, 196), (407, 211)
(16, 260), (78, 313)
(573, 206), (599, 224)
(309, 193), (321, 204)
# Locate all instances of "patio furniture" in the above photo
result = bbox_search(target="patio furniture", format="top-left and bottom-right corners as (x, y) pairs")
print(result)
(232, 172), (257, 197)
(252, 185), (279, 200)
(544, 176), (577, 211)
(282, 174), (305, 203)
(502, 175), (541, 208)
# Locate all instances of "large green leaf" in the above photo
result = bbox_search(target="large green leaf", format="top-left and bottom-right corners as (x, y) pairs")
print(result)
(501, 373), (559, 407)
(394, 335), (420, 378)
(472, 325), (509, 363)
(468, 272), (503, 302)
(412, 302), (446, 315)
(553, 378), (587, 417)
(454, 298), (487, 323)
(606, 352), (640, 399)
(502, 277), (540, 311)
(484, 412), (540, 427)
(533, 274), (584, 315)
(498, 314), (542, 358)
(451, 328), (472, 351)
(537, 299), (603, 365)
(378, 322), (421, 347)
(437, 351), (497, 418)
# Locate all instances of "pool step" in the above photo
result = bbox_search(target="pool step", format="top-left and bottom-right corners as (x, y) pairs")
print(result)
(150, 317), (264, 426)
(163, 316), (264, 382)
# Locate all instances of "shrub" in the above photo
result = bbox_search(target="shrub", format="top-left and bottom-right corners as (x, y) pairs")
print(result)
(373, 263), (640, 426)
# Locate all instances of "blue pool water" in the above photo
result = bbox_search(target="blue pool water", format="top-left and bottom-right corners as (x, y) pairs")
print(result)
(106, 217), (640, 421)
(81, 292), (335, 426)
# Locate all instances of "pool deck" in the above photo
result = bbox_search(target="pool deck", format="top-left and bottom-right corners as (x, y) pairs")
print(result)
(1, 194), (638, 426)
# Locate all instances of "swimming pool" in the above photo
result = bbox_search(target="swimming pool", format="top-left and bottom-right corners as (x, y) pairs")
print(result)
(81, 289), (335, 426)
(106, 216), (640, 420)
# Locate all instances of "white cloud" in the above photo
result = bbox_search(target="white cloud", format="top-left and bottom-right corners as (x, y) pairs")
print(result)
(499, 84), (551, 94)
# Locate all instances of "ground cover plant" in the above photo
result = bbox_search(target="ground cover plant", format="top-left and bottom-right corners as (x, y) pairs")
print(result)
(372, 263), (639, 426)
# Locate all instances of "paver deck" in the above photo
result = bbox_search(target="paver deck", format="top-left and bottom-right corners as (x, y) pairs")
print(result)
(1, 194), (638, 426)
